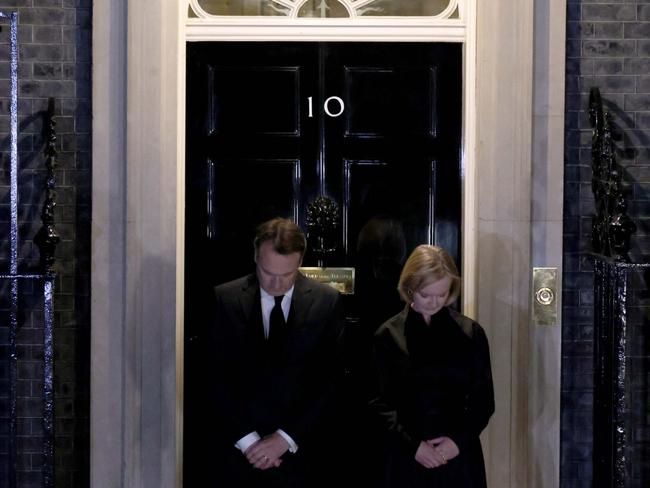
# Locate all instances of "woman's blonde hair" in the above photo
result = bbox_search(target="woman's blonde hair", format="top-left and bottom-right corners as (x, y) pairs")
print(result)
(397, 245), (461, 305)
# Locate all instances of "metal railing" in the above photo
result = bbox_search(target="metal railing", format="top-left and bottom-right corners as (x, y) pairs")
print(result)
(0, 11), (59, 488)
(588, 87), (636, 262)
(590, 88), (648, 488)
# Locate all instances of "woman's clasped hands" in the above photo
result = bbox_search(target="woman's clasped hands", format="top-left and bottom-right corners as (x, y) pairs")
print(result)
(414, 436), (459, 469)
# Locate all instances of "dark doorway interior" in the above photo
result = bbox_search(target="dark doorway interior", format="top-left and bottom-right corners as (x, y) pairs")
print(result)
(184, 41), (462, 486)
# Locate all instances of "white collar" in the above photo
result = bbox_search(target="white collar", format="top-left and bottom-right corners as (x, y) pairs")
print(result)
(260, 284), (295, 302)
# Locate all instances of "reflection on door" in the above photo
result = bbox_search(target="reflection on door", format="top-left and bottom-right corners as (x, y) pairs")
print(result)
(184, 41), (462, 486)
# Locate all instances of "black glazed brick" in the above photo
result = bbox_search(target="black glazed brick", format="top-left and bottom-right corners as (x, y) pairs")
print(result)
(626, 94), (650, 112)
(625, 58), (650, 74)
(594, 59), (624, 75)
(33, 62), (62, 79)
(624, 22), (650, 39)
(17, 9), (75, 26)
(583, 40), (636, 57)
(595, 23), (624, 39)
(33, 25), (62, 43)
(582, 5), (636, 22)
(639, 5), (650, 22)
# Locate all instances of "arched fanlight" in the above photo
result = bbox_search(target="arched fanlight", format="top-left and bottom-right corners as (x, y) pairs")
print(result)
(297, 0), (352, 18)
(188, 0), (460, 20)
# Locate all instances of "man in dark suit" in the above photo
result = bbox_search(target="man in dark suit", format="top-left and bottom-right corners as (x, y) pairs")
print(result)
(210, 218), (344, 488)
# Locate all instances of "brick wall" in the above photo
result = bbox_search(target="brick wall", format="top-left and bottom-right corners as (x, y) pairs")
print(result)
(0, 2), (90, 487)
(564, 2), (650, 487)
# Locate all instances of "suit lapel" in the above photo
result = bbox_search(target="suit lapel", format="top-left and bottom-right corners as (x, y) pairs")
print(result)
(287, 273), (313, 331)
(238, 274), (258, 322)
(238, 274), (265, 343)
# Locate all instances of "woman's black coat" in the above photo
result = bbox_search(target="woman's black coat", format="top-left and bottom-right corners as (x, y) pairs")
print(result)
(369, 306), (495, 488)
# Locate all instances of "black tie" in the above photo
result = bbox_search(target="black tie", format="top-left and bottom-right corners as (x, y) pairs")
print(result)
(268, 295), (285, 345)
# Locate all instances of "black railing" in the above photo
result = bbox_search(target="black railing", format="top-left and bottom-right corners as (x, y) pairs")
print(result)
(590, 88), (649, 488)
(593, 258), (650, 488)
(588, 87), (636, 262)
(0, 11), (58, 488)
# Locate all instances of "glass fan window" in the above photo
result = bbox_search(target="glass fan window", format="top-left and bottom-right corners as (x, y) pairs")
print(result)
(188, 0), (459, 18)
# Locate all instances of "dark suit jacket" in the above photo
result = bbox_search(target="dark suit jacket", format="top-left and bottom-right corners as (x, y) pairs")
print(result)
(210, 272), (344, 485)
(369, 306), (494, 488)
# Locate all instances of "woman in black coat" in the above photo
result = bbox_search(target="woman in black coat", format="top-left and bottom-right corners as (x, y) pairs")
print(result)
(369, 245), (494, 488)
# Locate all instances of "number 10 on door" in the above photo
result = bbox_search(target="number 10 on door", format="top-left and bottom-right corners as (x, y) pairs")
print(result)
(307, 96), (345, 118)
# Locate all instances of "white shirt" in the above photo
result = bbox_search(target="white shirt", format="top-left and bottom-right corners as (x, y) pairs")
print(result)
(234, 285), (298, 454)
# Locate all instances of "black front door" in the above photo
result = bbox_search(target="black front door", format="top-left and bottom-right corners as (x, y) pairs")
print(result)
(184, 41), (462, 485)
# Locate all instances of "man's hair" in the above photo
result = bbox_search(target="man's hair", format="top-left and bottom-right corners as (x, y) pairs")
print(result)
(397, 244), (461, 305)
(254, 218), (307, 259)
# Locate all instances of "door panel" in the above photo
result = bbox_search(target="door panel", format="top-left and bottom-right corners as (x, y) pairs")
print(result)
(343, 66), (437, 136)
(211, 66), (302, 135)
(210, 157), (301, 268)
(184, 41), (462, 486)
(343, 158), (434, 260)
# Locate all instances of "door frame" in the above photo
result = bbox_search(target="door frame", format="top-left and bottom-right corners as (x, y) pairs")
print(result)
(91, 1), (564, 487)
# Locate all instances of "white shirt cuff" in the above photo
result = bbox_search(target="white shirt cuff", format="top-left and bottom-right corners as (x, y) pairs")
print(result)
(276, 429), (298, 453)
(235, 431), (260, 453)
